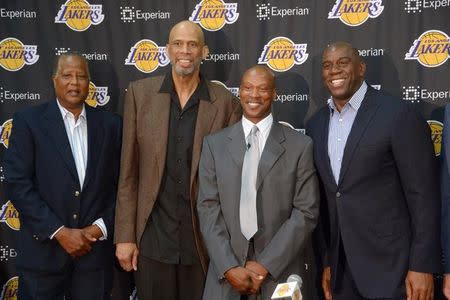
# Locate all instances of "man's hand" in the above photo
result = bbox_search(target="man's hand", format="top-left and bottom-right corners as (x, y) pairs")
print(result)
(405, 270), (434, 300)
(55, 227), (96, 258)
(116, 242), (139, 272)
(322, 266), (332, 300)
(245, 261), (268, 293)
(224, 266), (263, 294)
(82, 225), (103, 240)
(443, 274), (450, 299)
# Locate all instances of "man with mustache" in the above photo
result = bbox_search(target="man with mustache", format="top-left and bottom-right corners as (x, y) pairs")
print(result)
(114, 20), (241, 299)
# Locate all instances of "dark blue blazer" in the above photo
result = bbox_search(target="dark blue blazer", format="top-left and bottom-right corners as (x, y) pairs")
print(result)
(3, 100), (122, 271)
(306, 87), (441, 298)
(441, 104), (450, 273)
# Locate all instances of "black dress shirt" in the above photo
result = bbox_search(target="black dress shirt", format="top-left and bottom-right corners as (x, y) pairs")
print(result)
(140, 72), (210, 265)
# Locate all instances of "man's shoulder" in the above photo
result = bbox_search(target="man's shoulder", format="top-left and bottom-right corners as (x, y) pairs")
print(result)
(127, 75), (165, 91)
(276, 122), (312, 146)
(205, 122), (238, 143)
(14, 102), (51, 120)
(87, 106), (122, 126)
(205, 79), (237, 103)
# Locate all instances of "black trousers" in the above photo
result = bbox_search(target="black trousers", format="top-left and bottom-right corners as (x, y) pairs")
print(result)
(134, 255), (205, 300)
(17, 263), (112, 300)
(332, 239), (406, 300)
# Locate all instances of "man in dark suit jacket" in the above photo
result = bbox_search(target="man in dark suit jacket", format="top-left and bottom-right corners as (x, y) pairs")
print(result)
(306, 41), (440, 300)
(114, 20), (241, 299)
(441, 104), (450, 300)
(3, 53), (122, 299)
(198, 65), (319, 300)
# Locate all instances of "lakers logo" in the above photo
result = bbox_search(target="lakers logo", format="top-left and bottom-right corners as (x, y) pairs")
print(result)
(125, 39), (169, 73)
(0, 119), (13, 149)
(189, 0), (239, 31)
(405, 30), (450, 67)
(328, 0), (384, 27)
(258, 37), (308, 72)
(211, 80), (239, 97)
(0, 38), (39, 72)
(0, 201), (20, 231)
(427, 120), (443, 156)
(0, 277), (18, 299)
(85, 81), (110, 107)
(55, 0), (104, 32)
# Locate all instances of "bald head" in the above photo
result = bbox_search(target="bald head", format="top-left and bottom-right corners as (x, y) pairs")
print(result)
(168, 20), (205, 46)
(241, 65), (275, 89)
(323, 41), (362, 64)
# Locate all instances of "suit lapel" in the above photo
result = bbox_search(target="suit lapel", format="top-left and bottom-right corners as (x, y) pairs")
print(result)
(190, 90), (218, 189)
(153, 91), (171, 182)
(256, 123), (285, 190)
(82, 106), (104, 190)
(42, 101), (79, 184)
(226, 122), (246, 168)
(338, 89), (380, 186)
(317, 109), (337, 188)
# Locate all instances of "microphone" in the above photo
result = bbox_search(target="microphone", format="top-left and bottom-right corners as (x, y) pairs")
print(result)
(271, 274), (303, 300)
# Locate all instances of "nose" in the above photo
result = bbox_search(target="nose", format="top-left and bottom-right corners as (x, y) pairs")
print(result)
(69, 75), (79, 85)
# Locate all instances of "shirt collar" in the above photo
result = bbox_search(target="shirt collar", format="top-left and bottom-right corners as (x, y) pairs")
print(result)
(159, 71), (211, 102)
(328, 81), (368, 113)
(242, 113), (273, 138)
(56, 98), (86, 121)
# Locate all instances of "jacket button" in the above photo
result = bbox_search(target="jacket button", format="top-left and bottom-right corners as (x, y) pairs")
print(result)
(74, 191), (80, 197)
(336, 192), (341, 198)
(73, 214), (78, 220)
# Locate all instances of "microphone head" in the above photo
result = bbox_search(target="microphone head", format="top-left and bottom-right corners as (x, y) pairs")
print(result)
(287, 274), (302, 288)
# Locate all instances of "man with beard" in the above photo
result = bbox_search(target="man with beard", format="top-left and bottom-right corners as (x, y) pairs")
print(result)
(114, 20), (241, 299)
(306, 41), (440, 300)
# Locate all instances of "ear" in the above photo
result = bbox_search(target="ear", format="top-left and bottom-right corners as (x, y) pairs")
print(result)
(202, 45), (209, 60)
(359, 61), (367, 77)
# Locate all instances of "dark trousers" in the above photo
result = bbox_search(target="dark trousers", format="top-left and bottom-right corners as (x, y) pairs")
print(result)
(17, 263), (111, 300)
(134, 255), (205, 300)
(332, 239), (406, 300)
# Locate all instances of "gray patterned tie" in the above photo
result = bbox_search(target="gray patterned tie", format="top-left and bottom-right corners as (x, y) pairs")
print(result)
(240, 125), (260, 240)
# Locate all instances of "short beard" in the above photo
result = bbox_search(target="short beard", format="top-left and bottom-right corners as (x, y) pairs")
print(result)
(171, 58), (202, 77)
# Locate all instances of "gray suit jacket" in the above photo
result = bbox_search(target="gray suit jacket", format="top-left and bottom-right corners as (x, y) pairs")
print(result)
(198, 121), (320, 300)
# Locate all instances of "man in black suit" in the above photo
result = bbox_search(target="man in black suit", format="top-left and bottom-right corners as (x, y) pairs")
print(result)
(306, 41), (440, 300)
(3, 52), (122, 299)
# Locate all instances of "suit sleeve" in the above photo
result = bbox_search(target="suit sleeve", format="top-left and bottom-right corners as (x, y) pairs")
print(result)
(442, 105), (450, 273)
(197, 136), (240, 278)
(114, 82), (139, 244)
(258, 138), (320, 279)
(3, 112), (64, 240)
(391, 103), (441, 273)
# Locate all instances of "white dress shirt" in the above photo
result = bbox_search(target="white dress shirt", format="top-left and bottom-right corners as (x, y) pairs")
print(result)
(241, 113), (273, 156)
(50, 100), (107, 240)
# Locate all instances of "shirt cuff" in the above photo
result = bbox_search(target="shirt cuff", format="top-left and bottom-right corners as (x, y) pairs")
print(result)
(50, 225), (65, 239)
(93, 218), (107, 240)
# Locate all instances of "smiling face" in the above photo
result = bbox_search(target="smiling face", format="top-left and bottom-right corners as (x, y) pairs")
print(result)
(53, 55), (89, 115)
(239, 66), (276, 124)
(322, 43), (366, 107)
(166, 21), (209, 77)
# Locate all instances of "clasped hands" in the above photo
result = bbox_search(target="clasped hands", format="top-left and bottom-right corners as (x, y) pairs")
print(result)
(54, 225), (103, 258)
(225, 261), (269, 295)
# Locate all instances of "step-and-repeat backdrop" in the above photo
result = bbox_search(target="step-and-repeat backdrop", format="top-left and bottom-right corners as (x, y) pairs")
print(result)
(0, 0), (449, 298)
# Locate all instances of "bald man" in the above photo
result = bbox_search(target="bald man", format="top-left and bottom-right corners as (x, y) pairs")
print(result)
(306, 41), (440, 300)
(114, 20), (241, 299)
(197, 65), (319, 300)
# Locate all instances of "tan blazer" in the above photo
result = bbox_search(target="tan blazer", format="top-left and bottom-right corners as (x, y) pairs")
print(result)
(114, 75), (241, 272)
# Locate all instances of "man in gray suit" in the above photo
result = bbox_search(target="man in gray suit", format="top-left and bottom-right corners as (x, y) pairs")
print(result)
(197, 65), (320, 300)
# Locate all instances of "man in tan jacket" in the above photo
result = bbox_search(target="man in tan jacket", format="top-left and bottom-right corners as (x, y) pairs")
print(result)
(114, 20), (241, 300)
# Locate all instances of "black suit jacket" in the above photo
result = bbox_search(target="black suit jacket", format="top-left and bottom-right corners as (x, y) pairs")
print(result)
(3, 100), (122, 271)
(306, 87), (441, 298)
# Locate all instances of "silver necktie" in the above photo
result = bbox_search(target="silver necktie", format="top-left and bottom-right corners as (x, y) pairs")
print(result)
(240, 125), (260, 240)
